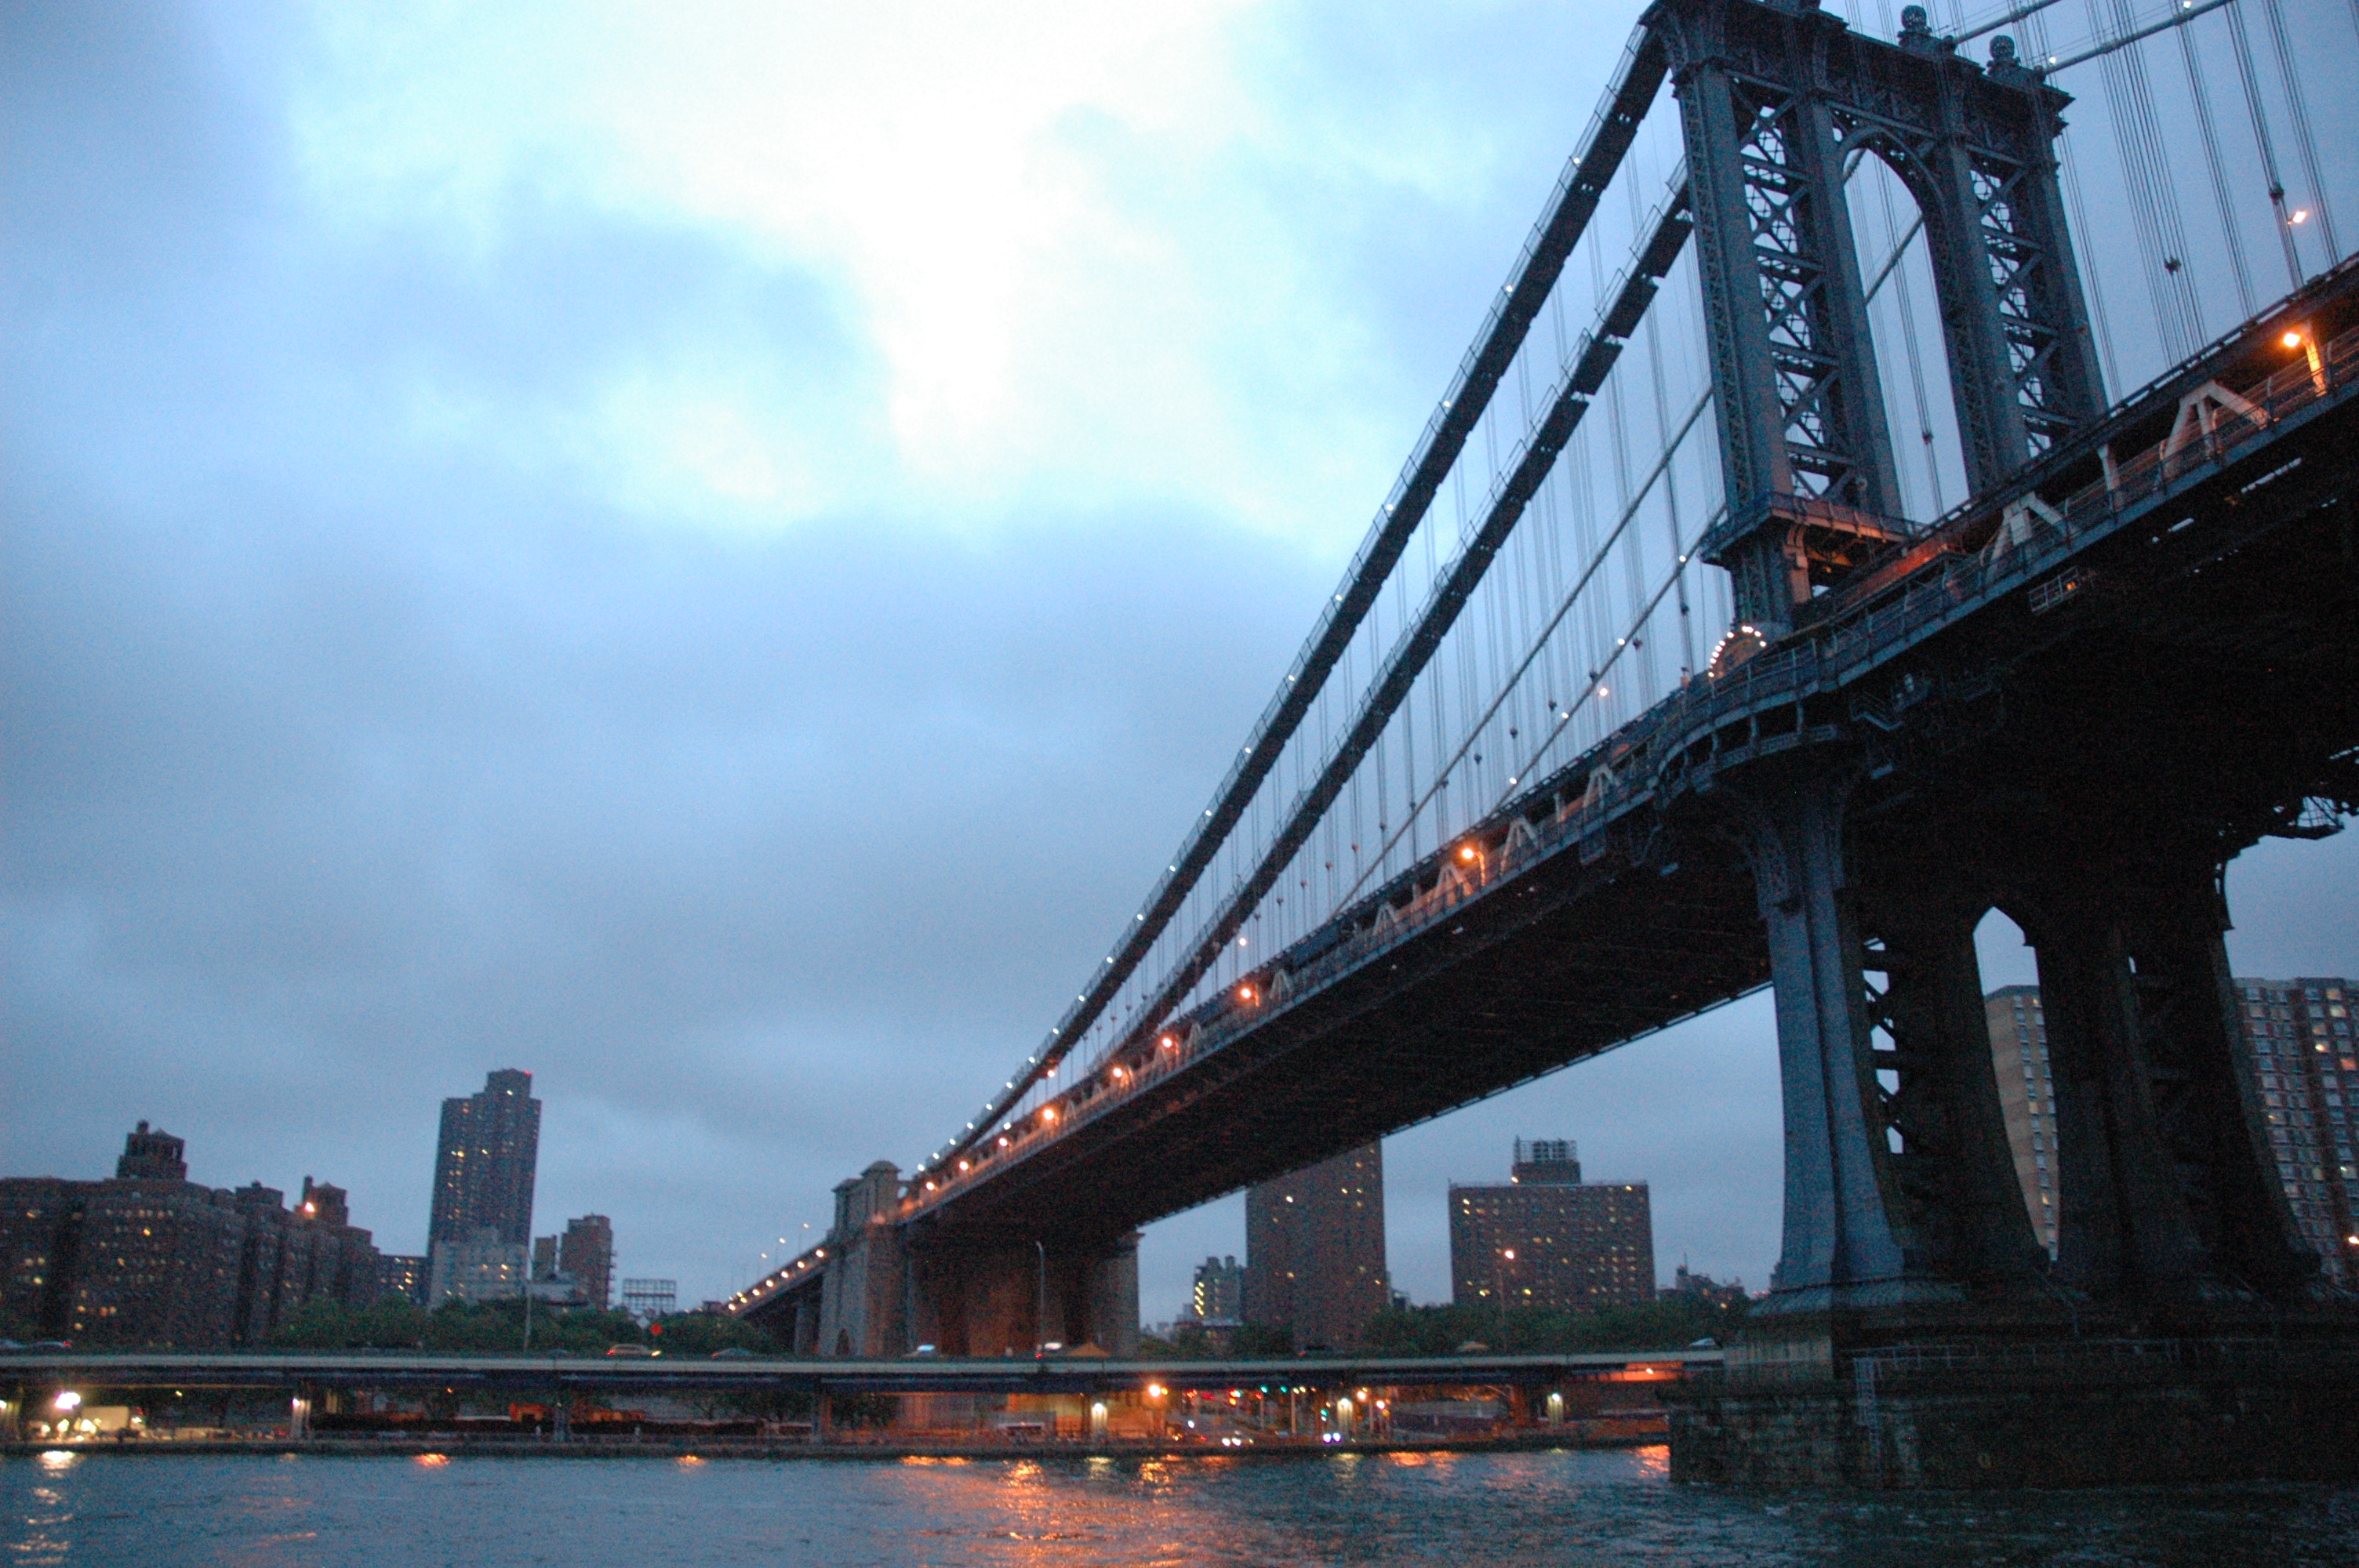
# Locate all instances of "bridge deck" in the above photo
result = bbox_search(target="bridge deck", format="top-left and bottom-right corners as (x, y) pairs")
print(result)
(892, 259), (2359, 1251)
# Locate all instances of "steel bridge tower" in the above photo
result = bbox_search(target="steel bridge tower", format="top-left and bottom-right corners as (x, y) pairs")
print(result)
(1656, 0), (2315, 1332)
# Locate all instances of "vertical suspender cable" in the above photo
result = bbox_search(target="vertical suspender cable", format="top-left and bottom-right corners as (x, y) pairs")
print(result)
(2258, 0), (2340, 262)
(2092, 0), (2204, 354)
(2175, 19), (2255, 319)
(2023, 11), (2125, 393)
(2225, 1), (2306, 289)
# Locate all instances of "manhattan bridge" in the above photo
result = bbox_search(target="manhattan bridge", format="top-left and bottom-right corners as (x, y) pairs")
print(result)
(732, 0), (2359, 1479)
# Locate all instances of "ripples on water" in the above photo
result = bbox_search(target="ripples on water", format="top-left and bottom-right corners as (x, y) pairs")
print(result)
(6, 1446), (2357, 1566)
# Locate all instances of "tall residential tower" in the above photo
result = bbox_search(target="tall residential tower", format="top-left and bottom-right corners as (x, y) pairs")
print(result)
(425, 1069), (540, 1305)
(1245, 1142), (1389, 1348)
(427, 1069), (541, 1248)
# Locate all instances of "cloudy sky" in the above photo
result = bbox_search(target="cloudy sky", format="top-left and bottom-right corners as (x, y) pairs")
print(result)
(5, 0), (2357, 1322)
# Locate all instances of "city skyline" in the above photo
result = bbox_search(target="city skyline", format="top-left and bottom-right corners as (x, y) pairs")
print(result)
(5, 0), (2358, 1323)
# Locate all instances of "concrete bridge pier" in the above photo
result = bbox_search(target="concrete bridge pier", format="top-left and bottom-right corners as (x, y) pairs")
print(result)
(908, 1232), (1140, 1358)
(798, 1155), (1140, 1359)
(815, 1163), (909, 1358)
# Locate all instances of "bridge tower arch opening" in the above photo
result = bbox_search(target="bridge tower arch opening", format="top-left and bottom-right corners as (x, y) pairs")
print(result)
(1841, 141), (1969, 524)
(1653, 0), (2107, 636)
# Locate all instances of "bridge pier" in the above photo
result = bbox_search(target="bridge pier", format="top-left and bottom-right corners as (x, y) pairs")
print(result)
(1734, 769), (2048, 1321)
(2009, 851), (2318, 1311)
(1690, 769), (2354, 1482)
(816, 1163), (909, 1357)
(909, 1232), (1139, 1357)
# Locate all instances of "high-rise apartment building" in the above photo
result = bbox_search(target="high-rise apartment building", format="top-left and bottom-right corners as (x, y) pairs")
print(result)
(1980, 978), (2357, 1285)
(1188, 1256), (1243, 1325)
(2236, 976), (2357, 1284)
(1245, 1142), (1388, 1349)
(0, 1125), (380, 1347)
(1448, 1140), (1655, 1312)
(1983, 985), (2059, 1257)
(559, 1214), (615, 1310)
(427, 1069), (541, 1248)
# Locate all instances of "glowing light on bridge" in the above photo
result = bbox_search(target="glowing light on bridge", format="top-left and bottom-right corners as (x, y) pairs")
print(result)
(1238, 983), (1257, 1004)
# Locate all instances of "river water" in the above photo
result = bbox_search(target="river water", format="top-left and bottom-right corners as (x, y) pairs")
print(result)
(7, 1446), (2357, 1566)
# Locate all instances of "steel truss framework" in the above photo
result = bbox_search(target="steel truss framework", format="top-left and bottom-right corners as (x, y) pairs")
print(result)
(1656, 0), (2106, 631)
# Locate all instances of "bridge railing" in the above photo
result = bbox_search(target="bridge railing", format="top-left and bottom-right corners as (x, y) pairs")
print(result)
(905, 309), (2358, 1223)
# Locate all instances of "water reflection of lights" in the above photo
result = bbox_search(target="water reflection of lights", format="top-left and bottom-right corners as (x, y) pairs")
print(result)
(678, 1455), (706, 1467)
(415, 1453), (450, 1468)
(1632, 1445), (1671, 1477)
(36, 1450), (78, 1472)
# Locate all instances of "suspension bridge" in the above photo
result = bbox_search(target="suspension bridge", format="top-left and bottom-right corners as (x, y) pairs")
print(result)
(727, 0), (2359, 1483)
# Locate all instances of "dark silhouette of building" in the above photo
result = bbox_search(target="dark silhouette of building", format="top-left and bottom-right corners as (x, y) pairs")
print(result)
(1448, 1139), (1654, 1312)
(0, 1178), (79, 1335)
(1187, 1256), (1242, 1324)
(0, 1124), (380, 1347)
(427, 1069), (541, 1249)
(559, 1214), (615, 1310)
(1245, 1141), (1388, 1348)
(116, 1122), (189, 1181)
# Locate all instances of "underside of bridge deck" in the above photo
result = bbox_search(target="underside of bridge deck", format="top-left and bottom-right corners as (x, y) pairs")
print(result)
(912, 826), (1771, 1251)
